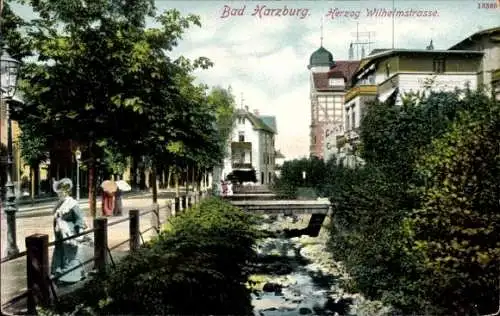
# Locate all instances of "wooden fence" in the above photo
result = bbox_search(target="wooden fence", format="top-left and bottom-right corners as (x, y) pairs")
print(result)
(0, 191), (209, 315)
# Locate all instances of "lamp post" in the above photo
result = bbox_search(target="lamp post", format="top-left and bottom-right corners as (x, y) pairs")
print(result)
(75, 149), (81, 201)
(1, 45), (22, 257)
(302, 171), (306, 186)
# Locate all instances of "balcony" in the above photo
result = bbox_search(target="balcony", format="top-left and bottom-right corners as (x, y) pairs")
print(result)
(344, 85), (377, 103)
(232, 162), (253, 169)
(231, 142), (252, 151)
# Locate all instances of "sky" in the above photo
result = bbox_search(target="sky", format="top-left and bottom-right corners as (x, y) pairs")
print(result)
(11, 0), (500, 160)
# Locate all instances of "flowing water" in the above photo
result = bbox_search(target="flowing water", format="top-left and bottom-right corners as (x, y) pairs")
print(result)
(249, 214), (391, 316)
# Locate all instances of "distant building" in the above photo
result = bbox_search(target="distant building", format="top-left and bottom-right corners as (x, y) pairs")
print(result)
(493, 69), (500, 101)
(307, 45), (359, 160)
(222, 107), (277, 185)
(448, 26), (500, 92)
(339, 48), (483, 151)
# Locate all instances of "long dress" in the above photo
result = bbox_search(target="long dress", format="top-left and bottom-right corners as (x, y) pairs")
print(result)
(102, 191), (115, 216)
(113, 189), (123, 216)
(51, 196), (87, 284)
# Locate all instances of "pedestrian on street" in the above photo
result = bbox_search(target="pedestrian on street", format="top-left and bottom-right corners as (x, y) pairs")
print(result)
(101, 180), (117, 217)
(51, 178), (87, 285)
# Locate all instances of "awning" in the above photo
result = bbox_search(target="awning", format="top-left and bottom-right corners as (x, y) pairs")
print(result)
(378, 87), (397, 102)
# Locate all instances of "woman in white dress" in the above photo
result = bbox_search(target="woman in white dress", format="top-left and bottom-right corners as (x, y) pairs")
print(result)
(51, 178), (87, 284)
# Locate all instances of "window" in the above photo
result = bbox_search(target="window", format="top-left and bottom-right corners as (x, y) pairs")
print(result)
(385, 64), (390, 78)
(329, 78), (345, 87)
(240, 152), (245, 163)
(238, 131), (245, 142)
(433, 58), (446, 73)
(352, 111), (356, 129)
(313, 135), (317, 144)
(345, 111), (350, 131)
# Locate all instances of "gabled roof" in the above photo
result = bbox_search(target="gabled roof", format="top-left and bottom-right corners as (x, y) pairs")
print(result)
(312, 60), (360, 91)
(449, 26), (500, 50)
(236, 109), (275, 134)
(259, 116), (277, 134)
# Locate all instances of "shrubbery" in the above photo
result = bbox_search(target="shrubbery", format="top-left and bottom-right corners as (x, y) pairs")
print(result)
(49, 197), (261, 315)
(275, 90), (500, 315)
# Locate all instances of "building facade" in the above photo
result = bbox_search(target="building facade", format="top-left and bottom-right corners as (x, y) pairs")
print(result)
(339, 49), (483, 151)
(222, 107), (277, 185)
(307, 45), (359, 160)
(448, 27), (500, 92)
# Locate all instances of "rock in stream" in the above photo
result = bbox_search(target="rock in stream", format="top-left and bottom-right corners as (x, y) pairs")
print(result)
(249, 214), (392, 316)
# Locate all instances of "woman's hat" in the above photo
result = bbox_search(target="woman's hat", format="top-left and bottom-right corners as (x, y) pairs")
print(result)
(53, 178), (73, 193)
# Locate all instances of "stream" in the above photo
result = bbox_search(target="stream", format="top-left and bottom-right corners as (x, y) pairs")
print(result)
(248, 214), (392, 316)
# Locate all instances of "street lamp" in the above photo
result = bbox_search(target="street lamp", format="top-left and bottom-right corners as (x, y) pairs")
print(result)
(75, 149), (81, 201)
(302, 171), (306, 186)
(1, 45), (22, 257)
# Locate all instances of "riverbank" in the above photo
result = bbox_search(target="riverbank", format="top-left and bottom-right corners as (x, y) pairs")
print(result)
(249, 214), (393, 316)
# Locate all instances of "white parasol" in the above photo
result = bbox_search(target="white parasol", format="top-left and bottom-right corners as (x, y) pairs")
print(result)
(116, 180), (132, 192)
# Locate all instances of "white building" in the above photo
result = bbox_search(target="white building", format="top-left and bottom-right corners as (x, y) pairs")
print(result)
(448, 27), (500, 92)
(340, 48), (483, 149)
(274, 150), (286, 178)
(221, 107), (277, 185)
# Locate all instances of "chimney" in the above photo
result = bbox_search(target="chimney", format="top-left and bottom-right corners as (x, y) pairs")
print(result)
(253, 109), (260, 116)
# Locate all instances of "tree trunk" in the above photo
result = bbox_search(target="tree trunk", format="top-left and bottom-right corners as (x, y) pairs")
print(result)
(167, 166), (172, 189)
(185, 165), (189, 194)
(88, 156), (97, 218)
(34, 164), (40, 197)
(175, 171), (180, 198)
(30, 166), (35, 202)
(152, 164), (158, 204)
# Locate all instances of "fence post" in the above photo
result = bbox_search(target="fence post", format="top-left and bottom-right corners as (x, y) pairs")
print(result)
(167, 198), (174, 217)
(152, 203), (160, 233)
(129, 209), (140, 251)
(26, 234), (51, 314)
(181, 195), (187, 210)
(94, 217), (108, 274)
(174, 197), (180, 214)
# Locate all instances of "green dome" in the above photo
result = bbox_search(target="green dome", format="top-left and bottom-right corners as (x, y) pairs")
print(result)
(308, 46), (335, 69)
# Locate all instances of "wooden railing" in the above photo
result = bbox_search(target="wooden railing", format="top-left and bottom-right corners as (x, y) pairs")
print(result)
(0, 191), (209, 315)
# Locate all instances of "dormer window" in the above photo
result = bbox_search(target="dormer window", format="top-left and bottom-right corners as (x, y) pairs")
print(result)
(329, 78), (345, 87)
(238, 131), (245, 142)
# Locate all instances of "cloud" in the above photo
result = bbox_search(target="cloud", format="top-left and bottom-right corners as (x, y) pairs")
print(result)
(165, 0), (500, 160)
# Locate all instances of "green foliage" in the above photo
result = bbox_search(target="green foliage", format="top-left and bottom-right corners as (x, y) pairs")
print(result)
(18, 121), (49, 167)
(273, 156), (327, 197)
(409, 94), (500, 314)
(326, 89), (500, 314)
(51, 198), (260, 315)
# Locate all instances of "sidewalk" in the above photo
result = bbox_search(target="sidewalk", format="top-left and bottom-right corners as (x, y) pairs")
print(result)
(1, 193), (175, 311)
(2, 188), (187, 219)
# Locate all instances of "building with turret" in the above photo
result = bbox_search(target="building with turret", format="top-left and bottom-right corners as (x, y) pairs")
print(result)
(307, 45), (359, 160)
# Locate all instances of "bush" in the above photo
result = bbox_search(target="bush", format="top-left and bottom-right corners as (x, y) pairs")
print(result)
(53, 197), (261, 315)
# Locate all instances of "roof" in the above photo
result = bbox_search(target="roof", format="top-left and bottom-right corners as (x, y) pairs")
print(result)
(236, 109), (275, 134)
(308, 46), (335, 69)
(275, 150), (285, 159)
(259, 116), (277, 134)
(354, 49), (484, 81)
(449, 26), (500, 50)
(312, 61), (360, 91)
(369, 48), (391, 56)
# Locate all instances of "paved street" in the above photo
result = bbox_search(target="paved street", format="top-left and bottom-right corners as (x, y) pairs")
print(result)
(1, 191), (178, 308)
